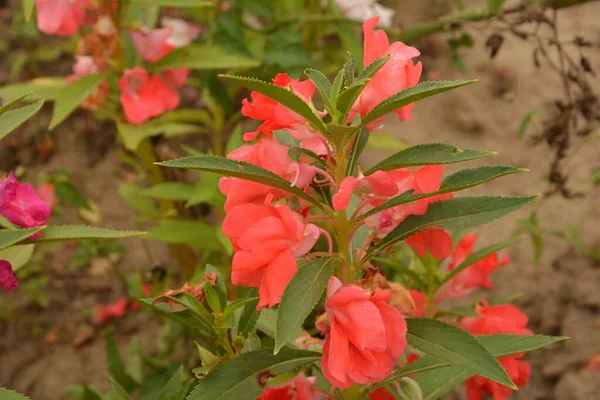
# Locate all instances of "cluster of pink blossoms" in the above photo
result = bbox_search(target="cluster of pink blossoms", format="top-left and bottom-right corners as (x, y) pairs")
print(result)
(34, 1), (201, 125)
(0, 173), (51, 291)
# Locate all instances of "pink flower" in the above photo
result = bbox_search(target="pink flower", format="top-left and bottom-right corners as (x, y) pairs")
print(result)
(332, 171), (398, 211)
(130, 18), (201, 62)
(461, 301), (532, 400)
(321, 277), (407, 388)
(219, 137), (318, 212)
(349, 17), (422, 130)
(241, 74), (328, 154)
(0, 172), (51, 237)
(35, 0), (86, 37)
(119, 67), (180, 125)
(408, 289), (427, 318)
(405, 229), (453, 260)
(257, 374), (325, 400)
(439, 234), (510, 298)
(37, 183), (59, 208)
(66, 56), (109, 108)
(222, 202), (320, 309)
(0, 260), (19, 291)
(94, 298), (129, 325)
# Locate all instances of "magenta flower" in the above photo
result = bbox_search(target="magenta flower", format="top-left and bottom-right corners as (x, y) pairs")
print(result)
(0, 260), (19, 291)
(0, 173), (51, 238)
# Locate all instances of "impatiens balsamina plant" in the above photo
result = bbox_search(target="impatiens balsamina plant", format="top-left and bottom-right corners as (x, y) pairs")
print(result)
(131, 17), (566, 400)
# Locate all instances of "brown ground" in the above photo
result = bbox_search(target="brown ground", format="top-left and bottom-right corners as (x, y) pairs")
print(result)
(1, 0), (599, 399)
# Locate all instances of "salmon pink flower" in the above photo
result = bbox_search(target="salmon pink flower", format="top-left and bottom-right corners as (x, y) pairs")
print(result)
(349, 17), (422, 130)
(439, 234), (510, 298)
(408, 289), (427, 318)
(94, 298), (129, 325)
(258, 373), (325, 400)
(405, 229), (453, 260)
(0, 172), (50, 237)
(321, 277), (407, 388)
(241, 74), (328, 154)
(219, 137), (318, 211)
(35, 0), (86, 37)
(130, 18), (201, 63)
(37, 183), (59, 208)
(119, 67), (180, 125)
(222, 202), (320, 309)
(369, 387), (396, 400)
(461, 301), (532, 400)
(0, 260), (19, 291)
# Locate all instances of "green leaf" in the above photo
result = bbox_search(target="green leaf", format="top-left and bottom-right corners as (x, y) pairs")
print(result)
(157, 156), (327, 211)
(219, 75), (328, 134)
(110, 378), (131, 400)
(288, 147), (327, 169)
(117, 121), (204, 151)
(345, 128), (369, 176)
(119, 182), (159, 219)
(358, 56), (391, 81)
(157, 366), (183, 400)
(0, 215), (16, 229)
(305, 69), (333, 115)
(237, 294), (260, 336)
(0, 92), (31, 115)
(223, 297), (260, 320)
(175, 293), (214, 324)
(140, 299), (216, 336)
(0, 227), (44, 250)
(367, 196), (536, 258)
(517, 110), (543, 138)
(0, 388), (32, 399)
(106, 339), (137, 393)
(206, 264), (227, 309)
(366, 132), (409, 151)
(151, 45), (259, 71)
(26, 226), (144, 243)
(203, 280), (222, 313)
(131, 0), (212, 6)
(22, 0), (35, 20)
(0, 100), (44, 141)
(141, 183), (196, 201)
(488, 0), (506, 15)
(187, 349), (321, 400)
(487, 292), (523, 306)
(417, 366), (471, 400)
(519, 211), (543, 266)
(405, 318), (515, 389)
(434, 305), (480, 319)
(441, 236), (523, 284)
(0, 78), (65, 101)
(49, 72), (107, 130)
(338, 22), (363, 69)
(225, 124), (244, 154)
(330, 70), (344, 108)
(54, 181), (91, 210)
(275, 257), (337, 354)
(361, 81), (476, 127)
(357, 166), (524, 223)
(366, 143), (493, 175)
(336, 79), (369, 122)
(147, 220), (219, 250)
(0, 244), (34, 271)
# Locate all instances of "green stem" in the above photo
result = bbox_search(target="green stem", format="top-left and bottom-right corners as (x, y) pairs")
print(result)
(334, 150), (351, 283)
(422, 253), (438, 318)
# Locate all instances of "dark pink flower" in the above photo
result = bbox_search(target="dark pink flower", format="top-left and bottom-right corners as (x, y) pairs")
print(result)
(349, 17), (422, 130)
(119, 67), (180, 125)
(35, 0), (86, 37)
(0, 260), (19, 291)
(0, 173), (51, 237)
(321, 277), (407, 388)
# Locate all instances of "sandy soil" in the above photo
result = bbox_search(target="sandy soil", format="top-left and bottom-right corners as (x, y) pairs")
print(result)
(1, 0), (599, 399)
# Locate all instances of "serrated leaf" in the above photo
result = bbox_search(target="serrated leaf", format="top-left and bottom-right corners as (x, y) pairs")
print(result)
(131, 0), (212, 6)
(358, 56), (391, 81)
(151, 44), (259, 71)
(287, 147), (327, 169)
(345, 128), (369, 176)
(336, 79), (369, 122)
(117, 121), (204, 151)
(330, 70), (344, 108)
(0, 92), (31, 115)
(26, 225), (144, 243)
(141, 183), (196, 201)
(157, 367), (183, 400)
(0, 100), (44, 141)
(156, 156), (327, 211)
(366, 196), (536, 259)
(361, 80), (476, 127)
(275, 257), (337, 354)
(223, 297), (260, 320)
(147, 220), (219, 250)
(373, 334), (565, 391)
(140, 298), (215, 336)
(366, 143), (493, 175)
(417, 366), (471, 400)
(357, 166), (524, 223)
(237, 294), (260, 336)
(0, 214), (16, 229)
(305, 69), (333, 115)
(106, 339), (137, 393)
(405, 318), (515, 389)
(49, 73), (107, 130)
(441, 236), (523, 284)
(187, 349), (321, 400)
(0, 227), (44, 249)
(0, 78), (65, 101)
(219, 75), (328, 134)
(111, 378), (131, 400)
(0, 388), (32, 399)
